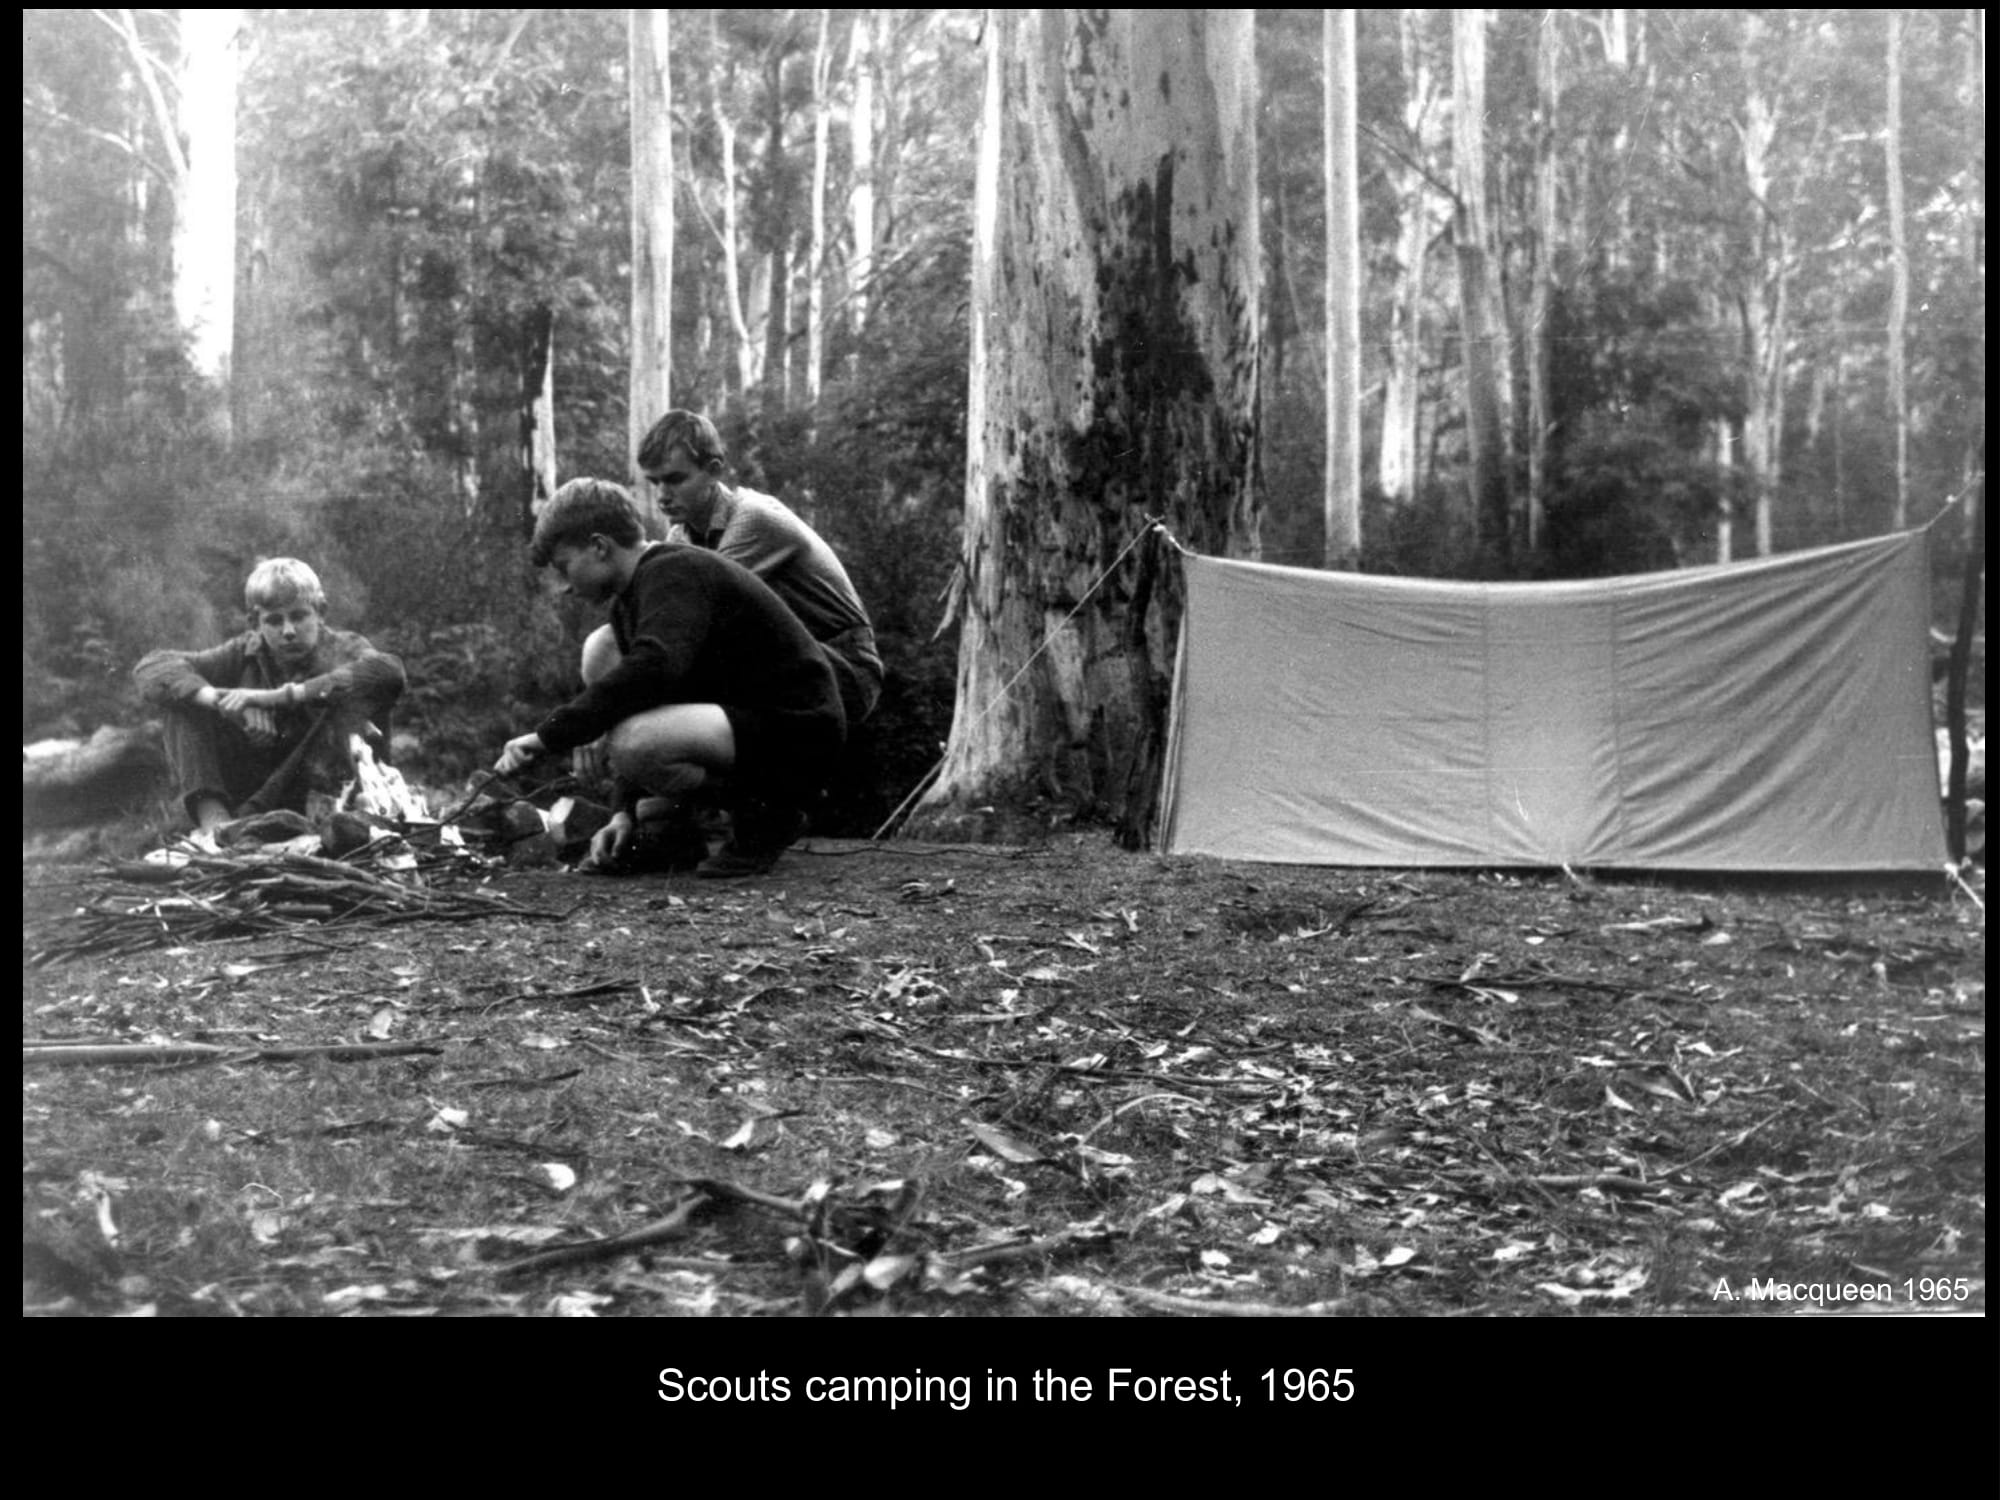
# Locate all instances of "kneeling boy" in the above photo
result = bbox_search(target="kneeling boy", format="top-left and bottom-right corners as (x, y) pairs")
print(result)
(135, 558), (407, 832)
(495, 479), (844, 878)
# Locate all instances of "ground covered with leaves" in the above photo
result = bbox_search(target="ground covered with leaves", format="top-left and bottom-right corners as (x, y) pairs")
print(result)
(22, 832), (1986, 1318)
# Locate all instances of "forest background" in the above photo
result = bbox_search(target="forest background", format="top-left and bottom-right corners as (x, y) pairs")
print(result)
(20, 9), (1986, 839)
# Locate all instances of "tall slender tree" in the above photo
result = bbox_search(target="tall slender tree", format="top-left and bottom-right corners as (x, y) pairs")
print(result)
(630, 7), (674, 485)
(1452, 7), (1514, 565)
(847, 9), (878, 343)
(1323, 9), (1362, 570)
(1526, 9), (1562, 552)
(1885, 9), (1910, 530)
(96, 7), (241, 430)
(1378, 9), (1443, 507)
(804, 7), (834, 410)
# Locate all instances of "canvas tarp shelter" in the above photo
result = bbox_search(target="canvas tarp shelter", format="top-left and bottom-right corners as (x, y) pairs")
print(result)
(1158, 530), (1946, 871)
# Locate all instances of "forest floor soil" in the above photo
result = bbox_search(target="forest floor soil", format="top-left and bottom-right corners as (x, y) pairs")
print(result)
(23, 828), (1986, 1319)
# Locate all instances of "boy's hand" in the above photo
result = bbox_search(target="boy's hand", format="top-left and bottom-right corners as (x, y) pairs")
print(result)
(583, 811), (635, 871)
(495, 733), (546, 776)
(215, 686), (289, 715)
(241, 706), (280, 745)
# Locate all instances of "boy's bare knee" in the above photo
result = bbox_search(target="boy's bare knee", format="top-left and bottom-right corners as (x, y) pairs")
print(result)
(580, 625), (621, 686)
(605, 725), (709, 798)
(604, 719), (647, 774)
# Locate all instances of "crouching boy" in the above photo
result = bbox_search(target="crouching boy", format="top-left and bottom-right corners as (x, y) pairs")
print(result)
(494, 478), (844, 879)
(134, 558), (407, 832)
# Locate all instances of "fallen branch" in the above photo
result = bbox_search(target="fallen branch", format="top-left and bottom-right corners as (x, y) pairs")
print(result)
(1662, 1106), (1787, 1179)
(1110, 1284), (1370, 1317)
(496, 1194), (706, 1278)
(680, 1177), (807, 1219)
(23, 1040), (445, 1068)
(1527, 1174), (1660, 1194)
(453, 978), (636, 1016)
(944, 1229), (1119, 1271)
(1465, 1131), (1568, 1212)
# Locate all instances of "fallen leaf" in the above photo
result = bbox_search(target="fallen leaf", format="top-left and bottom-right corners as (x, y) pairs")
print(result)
(1718, 1181), (1769, 1210)
(323, 1284), (391, 1310)
(862, 1254), (919, 1291)
(536, 1163), (577, 1193)
(1189, 1172), (1272, 1206)
(966, 1120), (1044, 1164)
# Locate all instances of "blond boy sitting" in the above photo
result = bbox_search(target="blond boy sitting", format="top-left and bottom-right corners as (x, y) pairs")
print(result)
(134, 559), (406, 832)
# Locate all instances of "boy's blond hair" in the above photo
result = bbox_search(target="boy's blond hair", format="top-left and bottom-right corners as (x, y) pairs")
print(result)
(244, 558), (327, 613)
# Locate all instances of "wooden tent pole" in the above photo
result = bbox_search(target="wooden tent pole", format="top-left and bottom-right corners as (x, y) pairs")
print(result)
(1945, 450), (1985, 863)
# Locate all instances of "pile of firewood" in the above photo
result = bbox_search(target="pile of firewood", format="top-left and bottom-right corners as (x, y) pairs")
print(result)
(28, 845), (564, 967)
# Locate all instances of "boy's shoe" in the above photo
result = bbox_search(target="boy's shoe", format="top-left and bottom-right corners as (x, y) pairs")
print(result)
(217, 809), (318, 847)
(594, 817), (708, 876)
(692, 802), (806, 879)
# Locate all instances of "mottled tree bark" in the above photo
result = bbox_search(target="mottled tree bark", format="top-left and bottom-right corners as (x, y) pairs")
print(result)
(1378, 8), (1441, 506)
(913, 9), (1260, 848)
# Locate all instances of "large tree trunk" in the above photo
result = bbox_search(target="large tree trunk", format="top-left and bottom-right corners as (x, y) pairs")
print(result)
(913, 9), (1260, 848)
(1453, 8), (1515, 567)
(629, 8), (673, 480)
(1323, 9), (1362, 570)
